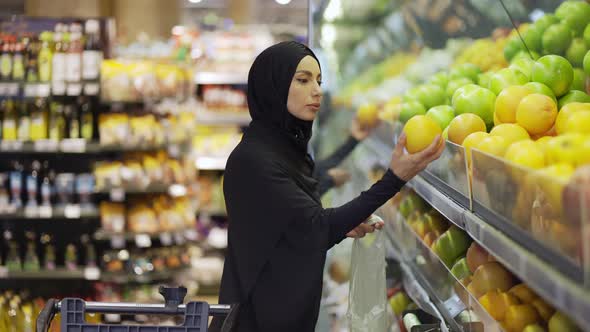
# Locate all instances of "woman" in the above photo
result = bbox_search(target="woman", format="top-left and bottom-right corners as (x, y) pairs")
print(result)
(209, 41), (444, 332)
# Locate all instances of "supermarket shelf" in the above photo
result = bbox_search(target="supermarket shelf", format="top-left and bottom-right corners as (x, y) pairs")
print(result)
(0, 140), (169, 155)
(194, 72), (247, 85)
(408, 174), (590, 329)
(0, 205), (100, 221)
(101, 268), (190, 284)
(195, 156), (228, 170)
(94, 183), (188, 199)
(94, 228), (199, 248)
(195, 111), (251, 126)
(0, 81), (100, 98)
(0, 267), (101, 280)
(407, 176), (465, 229)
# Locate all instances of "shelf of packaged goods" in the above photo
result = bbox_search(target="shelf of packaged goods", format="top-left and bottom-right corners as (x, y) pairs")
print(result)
(0, 140), (170, 154)
(94, 183), (189, 200)
(0, 267), (101, 280)
(0, 206), (99, 221)
(407, 174), (590, 329)
(195, 156), (228, 170)
(100, 267), (190, 284)
(94, 229), (199, 248)
(194, 72), (247, 85)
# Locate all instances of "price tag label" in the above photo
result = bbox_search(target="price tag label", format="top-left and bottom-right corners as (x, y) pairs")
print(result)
(110, 235), (125, 249)
(34, 139), (59, 152)
(6, 83), (18, 96)
(64, 204), (81, 219)
(84, 83), (100, 96)
(39, 205), (53, 218)
(52, 81), (66, 95)
(83, 267), (101, 280)
(1, 140), (23, 151)
(67, 83), (82, 96)
(159, 232), (173, 246)
(60, 139), (86, 153)
(24, 84), (38, 98)
(38, 83), (51, 97)
(24, 206), (39, 218)
(109, 188), (125, 202)
(135, 234), (152, 248)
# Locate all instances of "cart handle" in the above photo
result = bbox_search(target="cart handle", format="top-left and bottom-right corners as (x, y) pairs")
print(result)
(36, 299), (232, 332)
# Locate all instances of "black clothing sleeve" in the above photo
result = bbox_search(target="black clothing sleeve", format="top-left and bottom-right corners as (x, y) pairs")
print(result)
(314, 135), (359, 196)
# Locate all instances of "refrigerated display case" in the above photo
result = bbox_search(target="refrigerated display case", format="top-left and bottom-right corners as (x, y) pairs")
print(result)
(311, 0), (590, 331)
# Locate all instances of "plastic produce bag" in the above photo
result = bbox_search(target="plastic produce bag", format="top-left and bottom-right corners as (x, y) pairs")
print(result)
(347, 228), (390, 332)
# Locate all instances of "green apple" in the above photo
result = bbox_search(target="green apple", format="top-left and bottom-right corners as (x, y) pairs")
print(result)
(524, 82), (557, 103)
(571, 68), (587, 91)
(426, 105), (455, 130)
(555, 1), (576, 20)
(451, 257), (471, 280)
(548, 311), (581, 332)
(398, 101), (426, 124)
(488, 68), (529, 95)
(399, 192), (428, 218)
(504, 36), (526, 62)
(477, 72), (493, 88)
(559, 2), (590, 36)
(449, 63), (481, 82)
(535, 14), (560, 31)
(523, 324), (545, 332)
(522, 24), (543, 52)
(389, 292), (411, 316)
(446, 78), (474, 99)
(512, 50), (540, 61)
(429, 71), (450, 88)
(509, 57), (535, 80)
(452, 85), (496, 127)
(542, 23), (573, 55)
(433, 226), (471, 267)
(584, 50), (590, 76)
(584, 24), (590, 47)
(423, 211), (448, 234)
(531, 55), (574, 97)
(558, 90), (590, 109)
(404, 84), (447, 109)
(566, 38), (587, 67)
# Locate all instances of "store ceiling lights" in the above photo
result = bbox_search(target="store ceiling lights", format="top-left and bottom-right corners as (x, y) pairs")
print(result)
(275, 0), (292, 4)
(323, 0), (343, 22)
(188, 0), (202, 3)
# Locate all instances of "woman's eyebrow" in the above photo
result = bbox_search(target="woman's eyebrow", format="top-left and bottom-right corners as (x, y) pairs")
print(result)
(295, 70), (321, 78)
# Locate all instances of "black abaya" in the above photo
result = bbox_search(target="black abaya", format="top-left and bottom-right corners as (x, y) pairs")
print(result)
(209, 41), (405, 332)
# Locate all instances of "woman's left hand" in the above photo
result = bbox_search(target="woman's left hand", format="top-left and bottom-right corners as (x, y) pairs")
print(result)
(346, 220), (384, 238)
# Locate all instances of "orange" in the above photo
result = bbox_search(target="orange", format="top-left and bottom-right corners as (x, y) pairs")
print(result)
(448, 113), (487, 145)
(403, 115), (442, 153)
(476, 135), (509, 157)
(516, 94), (558, 135)
(495, 85), (533, 123)
(555, 102), (590, 135)
(490, 123), (530, 145)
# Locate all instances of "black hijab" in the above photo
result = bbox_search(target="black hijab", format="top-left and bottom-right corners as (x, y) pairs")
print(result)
(247, 41), (320, 153)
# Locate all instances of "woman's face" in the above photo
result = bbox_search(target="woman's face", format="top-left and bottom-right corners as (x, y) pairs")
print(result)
(287, 55), (323, 121)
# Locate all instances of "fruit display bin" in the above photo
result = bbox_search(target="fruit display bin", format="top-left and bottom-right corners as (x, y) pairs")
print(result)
(389, 207), (501, 332)
(471, 149), (588, 284)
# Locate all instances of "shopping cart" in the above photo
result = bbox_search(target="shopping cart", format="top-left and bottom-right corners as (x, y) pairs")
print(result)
(36, 286), (238, 332)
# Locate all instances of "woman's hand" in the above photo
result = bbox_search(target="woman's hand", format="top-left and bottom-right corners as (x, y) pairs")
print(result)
(346, 220), (384, 238)
(350, 117), (378, 141)
(390, 133), (445, 181)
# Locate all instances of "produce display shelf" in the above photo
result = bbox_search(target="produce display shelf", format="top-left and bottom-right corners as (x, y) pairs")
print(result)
(194, 72), (248, 85)
(195, 156), (228, 170)
(408, 174), (590, 329)
(195, 112), (251, 126)
(0, 267), (101, 280)
(0, 140), (169, 154)
(0, 81), (99, 98)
